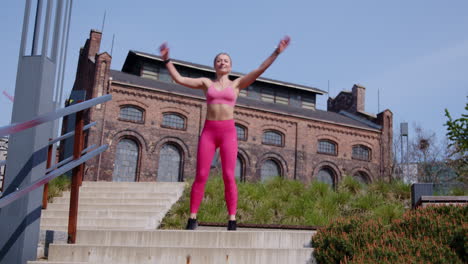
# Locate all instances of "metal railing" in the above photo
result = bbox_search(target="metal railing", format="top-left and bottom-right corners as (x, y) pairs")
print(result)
(0, 94), (111, 243)
(0, 159), (6, 193)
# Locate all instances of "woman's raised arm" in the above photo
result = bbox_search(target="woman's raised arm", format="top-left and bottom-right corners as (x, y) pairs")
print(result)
(159, 43), (210, 90)
(234, 36), (290, 90)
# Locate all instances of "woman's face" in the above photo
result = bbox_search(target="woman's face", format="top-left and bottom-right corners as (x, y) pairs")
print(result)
(214, 54), (232, 75)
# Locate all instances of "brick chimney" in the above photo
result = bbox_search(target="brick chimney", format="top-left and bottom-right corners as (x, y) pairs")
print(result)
(87, 29), (102, 59)
(327, 84), (366, 114)
(352, 84), (365, 113)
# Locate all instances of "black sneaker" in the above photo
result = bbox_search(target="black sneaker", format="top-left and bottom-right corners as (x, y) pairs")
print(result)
(186, 218), (198, 230)
(227, 220), (237, 231)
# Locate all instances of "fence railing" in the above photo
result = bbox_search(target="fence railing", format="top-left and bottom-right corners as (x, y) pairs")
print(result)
(0, 94), (111, 243)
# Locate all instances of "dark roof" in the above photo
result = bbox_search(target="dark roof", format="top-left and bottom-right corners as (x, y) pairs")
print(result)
(110, 70), (380, 131)
(123, 50), (327, 95)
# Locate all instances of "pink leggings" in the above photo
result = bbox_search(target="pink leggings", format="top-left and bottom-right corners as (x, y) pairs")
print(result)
(190, 119), (238, 215)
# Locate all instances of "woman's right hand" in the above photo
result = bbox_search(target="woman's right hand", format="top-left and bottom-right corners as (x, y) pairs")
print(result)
(159, 42), (169, 60)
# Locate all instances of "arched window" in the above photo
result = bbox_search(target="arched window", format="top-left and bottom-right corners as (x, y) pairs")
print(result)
(352, 145), (371, 161)
(318, 140), (337, 155)
(112, 138), (139, 182)
(157, 144), (182, 182)
(353, 171), (370, 184)
(260, 159), (281, 181)
(315, 167), (335, 187)
(235, 156), (245, 181)
(162, 113), (186, 130)
(119, 106), (144, 123)
(235, 124), (247, 141)
(262, 130), (283, 146)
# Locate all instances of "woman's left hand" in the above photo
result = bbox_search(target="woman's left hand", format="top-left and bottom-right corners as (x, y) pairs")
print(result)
(276, 36), (291, 54)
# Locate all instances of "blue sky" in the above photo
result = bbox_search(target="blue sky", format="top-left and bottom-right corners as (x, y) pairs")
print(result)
(1, 0), (467, 144)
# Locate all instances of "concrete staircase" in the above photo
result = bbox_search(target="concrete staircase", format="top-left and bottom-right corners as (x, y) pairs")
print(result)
(29, 181), (316, 264)
(39, 181), (185, 231)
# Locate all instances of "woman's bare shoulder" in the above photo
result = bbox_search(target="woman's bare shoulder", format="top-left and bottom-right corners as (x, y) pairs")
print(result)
(199, 77), (213, 91)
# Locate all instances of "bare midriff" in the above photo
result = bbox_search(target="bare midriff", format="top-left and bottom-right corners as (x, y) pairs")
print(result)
(206, 104), (235, 120)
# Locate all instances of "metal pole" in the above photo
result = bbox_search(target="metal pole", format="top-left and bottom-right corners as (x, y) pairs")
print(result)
(32, 0), (44, 55)
(41, 0), (53, 57)
(51, 0), (63, 62)
(57, 0), (73, 107)
(0, 164), (4, 193)
(20, 0), (32, 57)
(406, 135), (409, 181)
(67, 109), (84, 244)
(401, 134), (403, 179)
(42, 139), (53, 209)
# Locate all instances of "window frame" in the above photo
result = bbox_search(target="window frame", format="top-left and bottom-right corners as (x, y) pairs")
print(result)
(262, 130), (284, 147)
(275, 89), (290, 105)
(235, 155), (246, 182)
(235, 124), (248, 141)
(317, 139), (338, 156)
(260, 87), (290, 105)
(352, 145), (372, 161)
(239, 88), (248, 97)
(161, 112), (187, 131)
(315, 167), (336, 188)
(112, 137), (141, 182)
(118, 105), (145, 124)
(141, 63), (159, 80)
(260, 158), (282, 181)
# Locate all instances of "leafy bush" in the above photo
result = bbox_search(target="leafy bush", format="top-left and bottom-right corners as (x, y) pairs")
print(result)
(347, 233), (462, 264)
(312, 205), (467, 263)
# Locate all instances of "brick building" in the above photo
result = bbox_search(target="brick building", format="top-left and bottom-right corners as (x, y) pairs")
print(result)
(68, 30), (393, 187)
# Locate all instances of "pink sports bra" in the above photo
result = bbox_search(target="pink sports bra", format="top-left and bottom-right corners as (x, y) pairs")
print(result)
(206, 84), (236, 106)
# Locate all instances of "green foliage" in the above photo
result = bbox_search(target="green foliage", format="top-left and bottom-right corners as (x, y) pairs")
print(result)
(338, 176), (363, 195)
(444, 103), (468, 180)
(47, 174), (71, 201)
(450, 186), (468, 196)
(445, 103), (468, 153)
(160, 175), (411, 230)
(312, 205), (467, 263)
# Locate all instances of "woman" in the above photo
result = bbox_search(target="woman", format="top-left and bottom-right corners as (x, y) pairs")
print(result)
(159, 36), (290, 230)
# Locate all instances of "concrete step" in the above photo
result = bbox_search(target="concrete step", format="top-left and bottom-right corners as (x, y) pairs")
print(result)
(75, 229), (315, 249)
(27, 260), (91, 264)
(40, 217), (159, 228)
(48, 244), (315, 264)
(46, 203), (167, 211)
(40, 225), (153, 232)
(52, 197), (173, 205)
(79, 186), (184, 193)
(41, 209), (162, 219)
(61, 191), (177, 199)
(81, 181), (186, 188)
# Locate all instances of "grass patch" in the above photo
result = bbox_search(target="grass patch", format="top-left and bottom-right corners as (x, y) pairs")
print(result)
(160, 175), (411, 229)
(47, 174), (71, 202)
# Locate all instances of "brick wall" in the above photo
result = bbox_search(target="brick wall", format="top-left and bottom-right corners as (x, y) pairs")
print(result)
(70, 30), (393, 185)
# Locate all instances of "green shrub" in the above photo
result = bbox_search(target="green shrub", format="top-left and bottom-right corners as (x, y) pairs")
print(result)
(347, 232), (462, 264)
(47, 174), (71, 201)
(338, 176), (363, 195)
(312, 205), (467, 263)
(450, 187), (468, 196)
(391, 205), (467, 262)
(312, 217), (385, 263)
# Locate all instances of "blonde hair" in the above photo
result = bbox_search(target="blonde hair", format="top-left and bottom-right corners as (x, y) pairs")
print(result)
(213, 52), (232, 67)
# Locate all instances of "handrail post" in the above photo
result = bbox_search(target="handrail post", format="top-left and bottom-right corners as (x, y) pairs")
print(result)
(68, 109), (84, 244)
(0, 165), (4, 193)
(42, 138), (53, 209)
